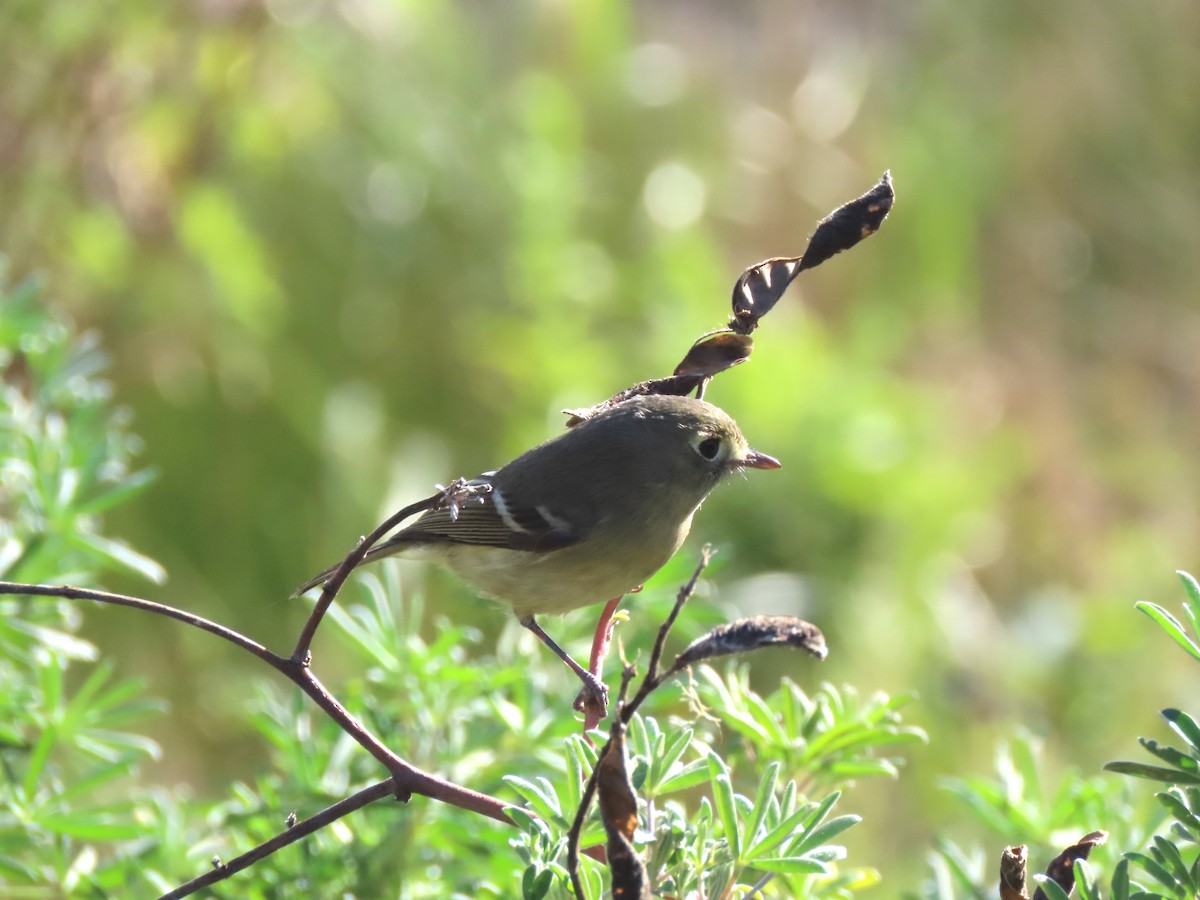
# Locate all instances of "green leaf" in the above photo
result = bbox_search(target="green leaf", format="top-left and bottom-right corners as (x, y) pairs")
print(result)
(1163, 709), (1200, 755)
(505, 805), (545, 834)
(563, 735), (585, 815)
(748, 856), (831, 875)
(1104, 762), (1200, 785)
(1110, 857), (1130, 900)
(522, 864), (552, 900)
(706, 753), (740, 863)
(503, 776), (563, 826)
(645, 726), (693, 796)
(37, 811), (145, 841)
(787, 814), (861, 858)
(69, 530), (167, 584)
(655, 759), (711, 795)
(1074, 860), (1099, 900)
(1176, 571), (1195, 633)
(1139, 738), (1200, 773)
(1157, 788), (1200, 836)
(75, 468), (156, 516)
(57, 759), (138, 804)
(745, 794), (834, 862)
(1151, 835), (1194, 889)
(1136, 602), (1200, 663)
(1033, 874), (1073, 900)
(1125, 851), (1182, 891)
(744, 761), (781, 847)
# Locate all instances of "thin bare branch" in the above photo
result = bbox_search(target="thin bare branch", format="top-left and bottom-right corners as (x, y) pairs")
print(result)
(621, 547), (714, 722)
(290, 493), (442, 662)
(0, 582), (287, 669)
(160, 779), (398, 899)
(0, 581), (518, 871)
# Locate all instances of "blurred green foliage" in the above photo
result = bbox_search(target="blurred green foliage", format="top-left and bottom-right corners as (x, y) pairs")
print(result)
(2, 0), (1199, 891)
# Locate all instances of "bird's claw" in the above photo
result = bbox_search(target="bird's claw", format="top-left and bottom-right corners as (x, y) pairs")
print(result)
(572, 672), (609, 720)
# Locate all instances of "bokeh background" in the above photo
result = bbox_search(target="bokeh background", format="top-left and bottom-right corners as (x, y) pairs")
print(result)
(3, 0), (1198, 889)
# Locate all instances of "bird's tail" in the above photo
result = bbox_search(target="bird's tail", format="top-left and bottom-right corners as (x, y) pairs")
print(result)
(290, 535), (409, 597)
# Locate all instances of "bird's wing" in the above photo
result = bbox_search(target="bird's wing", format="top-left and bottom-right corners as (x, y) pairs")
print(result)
(385, 480), (586, 554)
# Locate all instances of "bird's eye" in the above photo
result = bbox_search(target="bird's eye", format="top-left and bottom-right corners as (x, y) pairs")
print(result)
(695, 436), (722, 460)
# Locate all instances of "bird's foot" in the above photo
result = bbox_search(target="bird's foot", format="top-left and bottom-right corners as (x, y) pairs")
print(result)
(572, 671), (609, 720)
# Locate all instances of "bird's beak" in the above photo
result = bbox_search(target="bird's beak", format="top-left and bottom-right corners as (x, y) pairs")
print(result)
(735, 448), (781, 470)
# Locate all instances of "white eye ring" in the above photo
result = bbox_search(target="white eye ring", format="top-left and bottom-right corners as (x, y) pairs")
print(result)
(694, 436), (723, 461)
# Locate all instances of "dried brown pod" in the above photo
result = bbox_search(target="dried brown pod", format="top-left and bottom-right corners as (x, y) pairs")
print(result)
(673, 330), (754, 378)
(797, 170), (894, 273)
(729, 256), (803, 335)
(671, 615), (827, 672)
(596, 725), (651, 899)
(1031, 831), (1107, 900)
(561, 374), (705, 426)
(999, 844), (1028, 900)
(730, 171), (895, 334)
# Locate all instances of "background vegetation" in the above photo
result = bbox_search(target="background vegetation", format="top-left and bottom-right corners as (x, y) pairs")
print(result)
(2, 0), (1198, 894)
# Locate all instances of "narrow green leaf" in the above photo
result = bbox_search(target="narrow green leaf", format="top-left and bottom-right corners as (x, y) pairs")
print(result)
(744, 761), (781, 848)
(628, 712), (651, 761)
(1033, 874), (1073, 900)
(655, 759), (711, 795)
(1125, 851), (1182, 890)
(646, 727), (693, 796)
(743, 689), (788, 746)
(75, 469), (156, 516)
(69, 530), (166, 584)
(506, 806), (550, 842)
(829, 759), (901, 779)
(748, 856), (830, 875)
(787, 814), (861, 858)
(1110, 857), (1130, 900)
(746, 793), (836, 862)
(1137, 602), (1200, 663)
(1163, 709), (1200, 755)
(707, 754), (741, 863)
(1104, 761), (1200, 785)
(1152, 835), (1193, 888)
(704, 861), (735, 899)
(1139, 738), (1200, 772)
(23, 725), (59, 797)
(1074, 859), (1099, 900)
(1178, 570), (1200, 609)
(1157, 788), (1200, 836)
(503, 776), (564, 826)
(563, 736), (584, 815)
(54, 760), (137, 804)
(37, 812), (144, 841)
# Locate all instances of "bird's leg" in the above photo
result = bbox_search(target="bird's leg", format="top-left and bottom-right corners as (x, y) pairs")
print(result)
(579, 597), (624, 731)
(519, 615), (609, 719)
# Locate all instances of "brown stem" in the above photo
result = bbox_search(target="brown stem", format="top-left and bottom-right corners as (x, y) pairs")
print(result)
(290, 492), (443, 662)
(0, 582), (288, 669)
(621, 547), (713, 723)
(159, 779), (397, 899)
(0, 583), (517, 863)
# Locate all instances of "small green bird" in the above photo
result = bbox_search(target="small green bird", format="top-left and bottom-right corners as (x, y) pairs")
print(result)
(294, 394), (779, 706)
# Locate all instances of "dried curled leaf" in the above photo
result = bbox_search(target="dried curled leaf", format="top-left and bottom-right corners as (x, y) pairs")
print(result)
(674, 330), (754, 377)
(1031, 831), (1106, 900)
(597, 739), (637, 843)
(562, 375), (705, 426)
(729, 171), (895, 334)
(672, 615), (827, 671)
(999, 844), (1028, 900)
(798, 170), (894, 273)
(596, 727), (650, 899)
(562, 332), (752, 426)
(729, 257), (803, 335)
